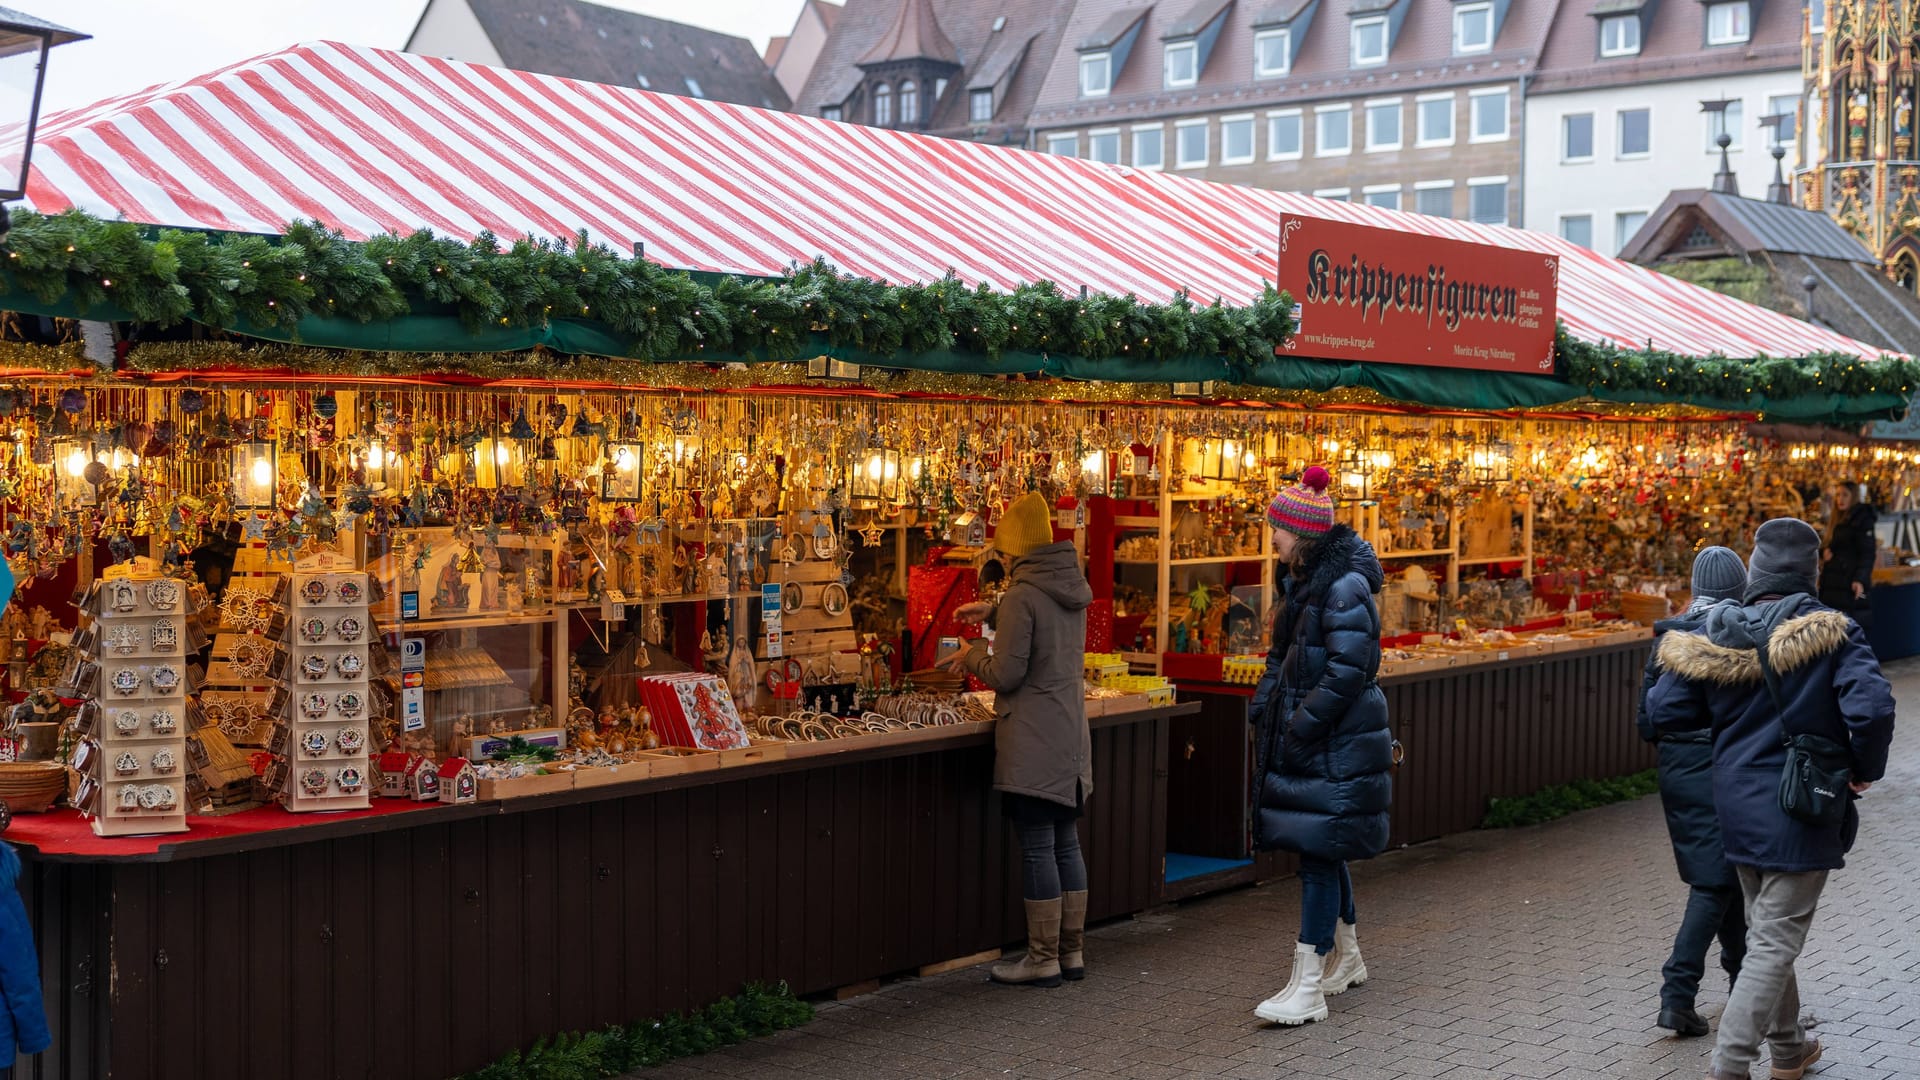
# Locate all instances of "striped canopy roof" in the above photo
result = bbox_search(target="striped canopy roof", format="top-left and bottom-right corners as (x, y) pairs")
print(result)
(19, 41), (1889, 362)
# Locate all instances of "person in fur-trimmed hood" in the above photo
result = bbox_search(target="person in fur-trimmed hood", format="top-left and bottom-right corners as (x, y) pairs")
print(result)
(1645, 518), (1895, 1080)
(1248, 467), (1393, 1028)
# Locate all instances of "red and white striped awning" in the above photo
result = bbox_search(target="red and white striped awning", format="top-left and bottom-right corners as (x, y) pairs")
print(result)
(21, 41), (1888, 362)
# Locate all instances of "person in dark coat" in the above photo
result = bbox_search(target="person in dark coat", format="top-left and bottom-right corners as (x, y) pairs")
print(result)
(0, 841), (51, 1076)
(1636, 546), (1749, 1038)
(1248, 466), (1393, 1026)
(1645, 519), (1896, 1080)
(1819, 482), (1876, 625)
(948, 491), (1095, 989)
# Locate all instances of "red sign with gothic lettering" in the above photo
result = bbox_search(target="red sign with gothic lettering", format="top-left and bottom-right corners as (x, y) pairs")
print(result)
(1275, 214), (1559, 373)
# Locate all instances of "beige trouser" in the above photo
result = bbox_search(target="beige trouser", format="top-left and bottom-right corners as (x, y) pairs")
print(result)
(1712, 866), (1826, 1078)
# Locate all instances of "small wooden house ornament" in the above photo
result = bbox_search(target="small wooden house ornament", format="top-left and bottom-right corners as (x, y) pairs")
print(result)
(949, 511), (985, 547)
(376, 750), (411, 797)
(406, 754), (439, 801)
(437, 757), (478, 804)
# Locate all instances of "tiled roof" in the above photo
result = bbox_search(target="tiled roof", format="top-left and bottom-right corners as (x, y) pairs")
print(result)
(464, 0), (789, 110)
(1082, 7), (1154, 49)
(1620, 189), (1876, 264)
(1531, 0), (1799, 94)
(1028, 0), (1562, 125)
(796, 0), (1080, 141)
(857, 0), (962, 66)
(1165, 0), (1236, 38)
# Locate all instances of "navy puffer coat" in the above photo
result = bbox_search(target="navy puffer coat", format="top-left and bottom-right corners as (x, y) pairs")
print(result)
(1250, 525), (1393, 861)
(1637, 605), (1736, 890)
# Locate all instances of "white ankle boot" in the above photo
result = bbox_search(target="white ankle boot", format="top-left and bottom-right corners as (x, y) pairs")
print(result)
(1322, 921), (1367, 995)
(1255, 943), (1328, 1025)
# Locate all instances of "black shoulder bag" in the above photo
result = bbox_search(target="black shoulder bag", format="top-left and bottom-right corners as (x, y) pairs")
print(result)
(1754, 633), (1852, 827)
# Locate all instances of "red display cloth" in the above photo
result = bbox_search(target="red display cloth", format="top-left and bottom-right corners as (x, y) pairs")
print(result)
(1084, 598), (1114, 652)
(907, 564), (981, 667)
(7, 799), (442, 859)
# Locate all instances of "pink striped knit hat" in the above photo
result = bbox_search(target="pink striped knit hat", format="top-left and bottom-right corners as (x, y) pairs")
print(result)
(1266, 466), (1335, 537)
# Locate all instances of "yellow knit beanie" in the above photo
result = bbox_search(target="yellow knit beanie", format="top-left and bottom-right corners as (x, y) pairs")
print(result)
(993, 492), (1056, 557)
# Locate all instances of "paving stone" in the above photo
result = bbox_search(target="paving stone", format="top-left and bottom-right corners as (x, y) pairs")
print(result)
(634, 659), (1920, 1079)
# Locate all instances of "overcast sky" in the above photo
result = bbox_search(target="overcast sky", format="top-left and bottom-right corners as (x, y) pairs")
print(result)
(38, 0), (806, 114)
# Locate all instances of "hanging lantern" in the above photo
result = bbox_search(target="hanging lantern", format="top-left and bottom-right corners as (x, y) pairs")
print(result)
(1194, 438), (1245, 483)
(54, 437), (96, 505)
(473, 434), (525, 489)
(1467, 436), (1512, 485)
(362, 437), (408, 491)
(231, 439), (278, 509)
(601, 440), (645, 502)
(1080, 449), (1109, 495)
(851, 448), (903, 504)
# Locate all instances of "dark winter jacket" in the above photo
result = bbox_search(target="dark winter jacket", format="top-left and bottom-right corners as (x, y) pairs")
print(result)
(964, 541), (1095, 808)
(0, 842), (50, 1062)
(1820, 503), (1877, 612)
(1250, 525), (1393, 861)
(1636, 604), (1737, 889)
(1645, 595), (1896, 872)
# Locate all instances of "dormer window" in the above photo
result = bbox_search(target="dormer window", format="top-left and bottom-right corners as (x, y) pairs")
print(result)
(1081, 51), (1112, 97)
(899, 80), (919, 124)
(970, 88), (994, 122)
(1352, 16), (1389, 67)
(1706, 1), (1750, 44)
(822, 105), (842, 122)
(1255, 28), (1291, 77)
(1164, 41), (1199, 87)
(1453, 3), (1494, 53)
(873, 83), (892, 126)
(1600, 14), (1641, 55)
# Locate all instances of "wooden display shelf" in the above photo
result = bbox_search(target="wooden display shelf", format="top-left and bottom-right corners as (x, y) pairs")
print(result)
(1168, 554), (1273, 566)
(1458, 554), (1526, 566)
(1378, 548), (1454, 559)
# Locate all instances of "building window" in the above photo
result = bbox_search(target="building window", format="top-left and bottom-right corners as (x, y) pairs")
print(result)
(1133, 125), (1165, 169)
(935, 77), (948, 100)
(1563, 112), (1595, 161)
(1809, 0), (1825, 33)
(1454, 3), (1495, 53)
(970, 89), (994, 123)
(1314, 188), (1352, 201)
(1415, 181), (1454, 217)
(684, 76), (704, 98)
(1316, 104), (1353, 156)
(1080, 52), (1112, 97)
(1615, 209), (1649, 253)
(899, 81), (918, 125)
(1417, 93), (1455, 146)
(1599, 14), (1641, 56)
(1088, 128), (1121, 163)
(1468, 177), (1508, 225)
(1363, 185), (1401, 209)
(1176, 119), (1209, 168)
(1560, 214), (1593, 248)
(1707, 100), (1744, 150)
(1046, 132), (1078, 156)
(873, 84), (892, 126)
(1767, 94), (1798, 142)
(1255, 28), (1291, 78)
(1707, 1), (1751, 43)
(1470, 88), (1510, 142)
(1351, 16), (1389, 67)
(1619, 107), (1651, 156)
(1268, 110), (1304, 159)
(822, 106), (843, 122)
(1365, 99), (1402, 151)
(1220, 115), (1255, 164)
(1165, 41), (1199, 88)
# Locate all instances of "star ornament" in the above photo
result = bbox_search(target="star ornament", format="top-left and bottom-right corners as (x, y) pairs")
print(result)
(859, 523), (885, 549)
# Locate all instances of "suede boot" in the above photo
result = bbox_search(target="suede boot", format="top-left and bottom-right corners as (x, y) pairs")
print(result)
(1321, 921), (1367, 995)
(1059, 890), (1088, 981)
(1255, 943), (1328, 1025)
(991, 898), (1062, 988)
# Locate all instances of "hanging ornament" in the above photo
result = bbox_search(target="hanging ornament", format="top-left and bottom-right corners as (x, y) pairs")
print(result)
(179, 389), (207, 415)
(509, 409), (536, 440)
(59, 388), (86, 414)
(314, 393), (339, 420)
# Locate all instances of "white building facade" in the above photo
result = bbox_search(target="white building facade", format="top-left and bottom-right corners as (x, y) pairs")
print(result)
(1524, 69), (1804, 255)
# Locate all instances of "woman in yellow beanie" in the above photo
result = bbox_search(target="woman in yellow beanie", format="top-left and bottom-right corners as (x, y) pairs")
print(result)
(945, 491), (1095, 988)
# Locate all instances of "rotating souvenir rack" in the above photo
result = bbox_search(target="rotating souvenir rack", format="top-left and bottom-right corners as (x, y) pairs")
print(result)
(68, 567), (207, 837)
(278, 557), (374, 811)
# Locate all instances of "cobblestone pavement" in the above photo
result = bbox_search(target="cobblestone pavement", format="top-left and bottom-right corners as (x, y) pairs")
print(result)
(649, 661), (1920, 1080)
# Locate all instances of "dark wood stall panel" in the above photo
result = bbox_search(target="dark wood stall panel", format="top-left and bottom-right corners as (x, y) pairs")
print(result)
(17, 707), (1182, 1080)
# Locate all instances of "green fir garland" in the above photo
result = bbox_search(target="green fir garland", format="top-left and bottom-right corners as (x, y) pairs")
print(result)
(1555, 327), (1918, 405)
(1479, 769), (1660, 829)
(460, 981), (813, 1080)
(0, 208), (1293, 370)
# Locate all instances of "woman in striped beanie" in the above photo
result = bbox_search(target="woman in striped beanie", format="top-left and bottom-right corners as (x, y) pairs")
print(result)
(1248, 466), (1394, 1026)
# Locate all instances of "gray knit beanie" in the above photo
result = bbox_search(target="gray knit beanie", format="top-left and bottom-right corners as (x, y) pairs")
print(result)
(1690, 546), (1746, 603)
(1744, 518), (1821, 602)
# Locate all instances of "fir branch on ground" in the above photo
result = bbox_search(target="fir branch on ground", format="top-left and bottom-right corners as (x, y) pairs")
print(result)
(1479, 769), (1660, 829)
(460, 981), (813, 1080)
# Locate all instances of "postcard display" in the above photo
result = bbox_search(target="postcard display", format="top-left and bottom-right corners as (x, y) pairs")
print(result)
(282, 562), (373, 811)
(74, 570), (203, 837)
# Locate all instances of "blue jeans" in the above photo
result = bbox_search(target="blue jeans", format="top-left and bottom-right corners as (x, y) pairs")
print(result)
(1661, 885), (1746, 1009)
(1298, 855), (1356, 955)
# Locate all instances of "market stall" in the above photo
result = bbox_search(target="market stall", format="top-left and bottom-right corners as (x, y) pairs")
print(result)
(2, 41), (1916, 1080)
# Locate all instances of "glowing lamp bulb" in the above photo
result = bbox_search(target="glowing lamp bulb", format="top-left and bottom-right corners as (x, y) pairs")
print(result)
(64, 449), (87, 478)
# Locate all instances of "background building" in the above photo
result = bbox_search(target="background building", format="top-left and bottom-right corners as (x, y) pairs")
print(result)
(768, 1), (845, 102)
(1522, 0), (1805, 253)
(406, 0), (790, 109)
